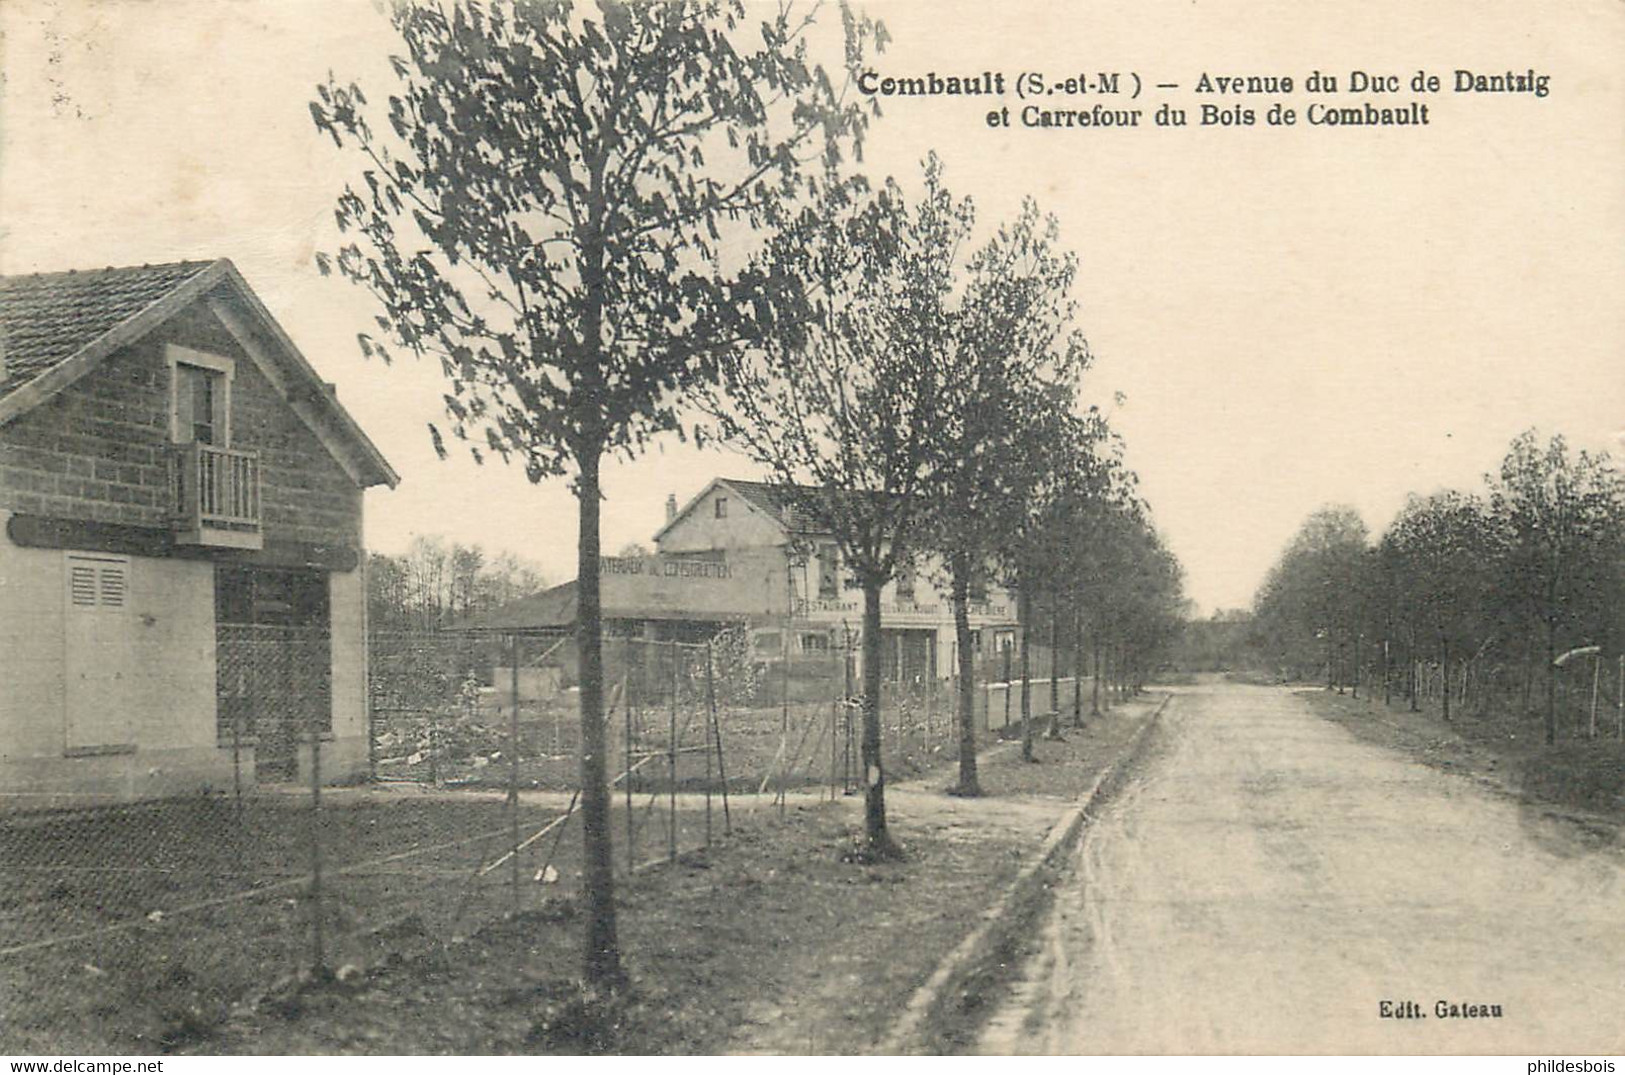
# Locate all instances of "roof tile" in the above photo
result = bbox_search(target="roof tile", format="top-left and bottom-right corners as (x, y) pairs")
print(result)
(0, 261), (215, 395)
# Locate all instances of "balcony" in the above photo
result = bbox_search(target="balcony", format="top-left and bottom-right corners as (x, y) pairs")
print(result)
(171, 442), (263, 549)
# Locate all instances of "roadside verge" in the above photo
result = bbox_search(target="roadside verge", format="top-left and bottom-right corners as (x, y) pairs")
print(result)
(881, 689), (1173, 1055)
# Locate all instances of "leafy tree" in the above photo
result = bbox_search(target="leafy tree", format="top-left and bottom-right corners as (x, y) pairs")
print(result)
(1487, 431), (1625, 743)
(1379, 491), (1499, 720)
(1013, 414), (1117, 742)
(706, 161), (975, 857)
(1251, 506), (1369, 683)
(992, 386), (1090, 761)
(311, 0), (881, 986)
(912, 194), (1091, 793)
(476, 549), (549, 610)
(1090, 493), (1183, 699)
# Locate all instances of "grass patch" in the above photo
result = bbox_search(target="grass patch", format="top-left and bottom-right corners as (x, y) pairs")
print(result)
(1305, 689), (1625, 826)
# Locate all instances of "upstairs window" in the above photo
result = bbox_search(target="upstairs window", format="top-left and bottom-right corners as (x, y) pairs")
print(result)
(969, 571), (989, 604)
(818, 544), (840, 599)
(714, 496), (728, 519)
(167, 346), (234, 446)
(895, 556), (916, 601)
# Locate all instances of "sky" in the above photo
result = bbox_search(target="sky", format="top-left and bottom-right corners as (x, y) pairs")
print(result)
(2, 0), (1621, 614)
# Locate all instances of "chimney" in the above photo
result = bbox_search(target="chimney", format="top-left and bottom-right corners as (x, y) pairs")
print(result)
(665, 493), (678, 523)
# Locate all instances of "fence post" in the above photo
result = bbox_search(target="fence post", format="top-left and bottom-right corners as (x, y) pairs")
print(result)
(1003, 647), (1012, 730)
(427, 704), (440, 787)
(843, 632), (854, 794)
(625, 638), (635, 874)
(1589, 654), (1601, 739)
(669, 638), (678, 864)
(830, 639), (840, 801)
(983, 662), (990, 735)
(924, 672), (933, 759)
(509, 634), (521, 915)
(1613, 654), (1624, 741)
(780, 626), (790, 820)
(232, 711), (244, 831)
(704, 643), (713, 847)
(308, 718), (326, 976)
(1615, 654), (1623, 741)
(707, 639), (731, 835)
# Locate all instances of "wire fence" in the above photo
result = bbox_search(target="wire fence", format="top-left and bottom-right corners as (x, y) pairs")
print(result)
(0, 623), (1087, 1054)
(1362, 651), (1625, 742)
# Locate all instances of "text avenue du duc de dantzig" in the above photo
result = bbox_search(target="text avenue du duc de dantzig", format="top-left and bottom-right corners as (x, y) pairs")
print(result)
(855, 67), (1552, 131)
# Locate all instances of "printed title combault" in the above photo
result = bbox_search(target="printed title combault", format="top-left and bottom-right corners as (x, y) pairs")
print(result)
(1380, 1000), (1505, 1019)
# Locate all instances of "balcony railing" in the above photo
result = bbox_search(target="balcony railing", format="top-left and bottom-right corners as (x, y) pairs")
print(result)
(172, 442), (263, 549)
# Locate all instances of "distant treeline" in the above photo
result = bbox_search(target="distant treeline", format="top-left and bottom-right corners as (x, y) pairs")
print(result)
(368, 536), (547, 633)
(1243, 430), (1625, 744)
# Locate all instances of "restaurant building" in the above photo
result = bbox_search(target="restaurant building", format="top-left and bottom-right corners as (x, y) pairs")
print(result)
(652, 478), (1021, 684)
(467, 477), (1024, 686)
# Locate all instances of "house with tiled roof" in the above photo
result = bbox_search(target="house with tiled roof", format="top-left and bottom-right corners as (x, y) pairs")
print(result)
(0, 259), (397, 808)
(653, 478), (1021, 684)
(454, 476), (1020, 696)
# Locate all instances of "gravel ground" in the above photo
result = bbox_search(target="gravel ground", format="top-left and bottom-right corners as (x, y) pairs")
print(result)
(978, 679), (1625, 1054)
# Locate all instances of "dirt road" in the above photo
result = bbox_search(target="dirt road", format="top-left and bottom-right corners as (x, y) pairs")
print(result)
(978, 681), (1625, 1054)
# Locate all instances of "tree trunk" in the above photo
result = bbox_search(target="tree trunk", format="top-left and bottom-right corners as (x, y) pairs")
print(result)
(1544, 616), (1557, 745)
(1046, 601), (1063, 739)
(575, 444), (623, 990)
(949, 558), (980, 796)
(1326, 629), (1334, 690)
(1381, 634), (1390, 706)
(1019, 588), (1034, 761)
(1440, 633), (1451, 722)
(1521, 628), (1534, 714)
(1407, 625), (1419, 711)
(1351, 632), (1360, 699)
(1072, 612), (1085, 728)
(861, 581), (898, 855)
(1091, 634), (1103, 716)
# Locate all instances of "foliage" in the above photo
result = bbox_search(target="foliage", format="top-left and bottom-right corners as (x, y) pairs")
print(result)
(311, 0), (884, 477)
(1249, 505), (1370, 679)
(313, 0), (886, 989)
(704, 157), (981, 853)
(369, 536), (547, 631)
(1247, 429), (1625, 740)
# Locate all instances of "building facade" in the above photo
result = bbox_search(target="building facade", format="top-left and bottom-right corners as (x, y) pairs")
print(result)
(0, 260), (397, 808)
(654, 478), (1021, 684)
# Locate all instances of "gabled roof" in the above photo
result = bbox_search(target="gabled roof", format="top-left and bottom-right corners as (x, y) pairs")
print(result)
(0, 258), (399, 489)
(0, 261), (215, 394)
(653, 476), (894, 545)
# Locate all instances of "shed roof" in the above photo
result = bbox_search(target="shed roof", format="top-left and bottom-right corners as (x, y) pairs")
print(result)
(458, 578), (760, 632)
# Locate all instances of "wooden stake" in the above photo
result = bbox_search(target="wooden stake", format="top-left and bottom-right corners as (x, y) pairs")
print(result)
(669, 638), (678, 863)
(509, 634), (521, 914)
(708, 640), (731, 835)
